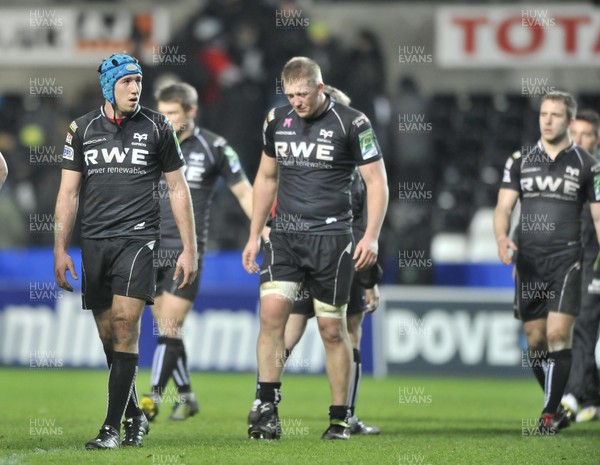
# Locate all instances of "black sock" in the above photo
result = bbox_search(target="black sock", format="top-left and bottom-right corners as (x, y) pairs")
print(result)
(528, 349), (548, 391)
(104, 347), (142, 419)
(258, 382), (282, 410)
(103, 352), (138, 431)
(150, 336), (183, 396)
(347, 348), (361, 417)
(329, 405), (349, 423)
(172, 344), (192, 394)
(543, 349), (572, 414)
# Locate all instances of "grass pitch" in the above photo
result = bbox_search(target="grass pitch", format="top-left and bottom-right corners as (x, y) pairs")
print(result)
(1, 368), (599, 465)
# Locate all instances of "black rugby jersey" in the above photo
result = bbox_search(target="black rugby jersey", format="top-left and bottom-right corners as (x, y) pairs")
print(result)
(62, 105), (184, 239)
(159, 127), (247, 250)
(582, 150), (600, 274)
(502, 141), (600, 254)
(263, 97), (383, 235)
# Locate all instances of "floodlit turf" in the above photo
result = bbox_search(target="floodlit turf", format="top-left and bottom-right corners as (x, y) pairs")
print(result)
(1, 368), (599, 465)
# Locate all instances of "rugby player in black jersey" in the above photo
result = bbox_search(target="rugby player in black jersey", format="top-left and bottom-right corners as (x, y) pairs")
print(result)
(494, 92), (600, 434)
(140, 82), (254, 421)
(280, 86), (381, 435)
(561, 110), (600, 423)
(54, 54), (198, 449)
(243, 57), (388, 440)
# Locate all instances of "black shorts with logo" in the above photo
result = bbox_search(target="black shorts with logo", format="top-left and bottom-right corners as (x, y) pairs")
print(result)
(154, 248), (204, 303)
(81, 237), (158, 310)
(514, 248), (582, 322)
(260, 232), (355, 307)
(291, 281), (366, 317)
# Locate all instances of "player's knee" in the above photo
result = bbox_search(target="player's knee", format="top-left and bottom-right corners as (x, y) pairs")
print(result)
(260, 310), (290, 331)
(526, 336), (547, 353)
(320, 326), (346, 344)
(525, 326), (546, 350)
(112, 316), (139, 344)
(316, 302), (348, 344)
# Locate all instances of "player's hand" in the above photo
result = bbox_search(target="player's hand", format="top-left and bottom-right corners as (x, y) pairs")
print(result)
(497, 237), (518, 265)
(174, 249), (198, 289)
(54, 250), (78, 292)
(364, 285), (380, 314)
(242, 236), (261, 274)
(354, 236), (378, 272)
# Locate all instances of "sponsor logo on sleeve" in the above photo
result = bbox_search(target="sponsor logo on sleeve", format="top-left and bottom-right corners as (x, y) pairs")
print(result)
(69, 121), (78, 132)
(352, 115), (368, 128)
(224, 146), (241, 173)
(594, 173), (600, 200)
(358, 128), (378, 160)
(63, 146), (74, 161)
(65, 133), (72, 144)
(267, 108), (275, 123)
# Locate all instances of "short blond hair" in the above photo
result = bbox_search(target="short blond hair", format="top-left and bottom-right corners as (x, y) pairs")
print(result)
(281, 57), (323, 88)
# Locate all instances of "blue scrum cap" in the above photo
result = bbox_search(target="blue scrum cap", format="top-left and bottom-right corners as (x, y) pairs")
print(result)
(98, 54), (142, 105)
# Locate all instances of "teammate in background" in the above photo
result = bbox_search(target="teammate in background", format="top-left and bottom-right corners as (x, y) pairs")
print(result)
(0, 152), (7, 190)
(494, 92), (600, 434)
(243, 57), (388, 440)
(54, 54), (198, 449)
(281, 86), (381, 435)
(561, 109), (600, 423)
(140, 82), (254, 421)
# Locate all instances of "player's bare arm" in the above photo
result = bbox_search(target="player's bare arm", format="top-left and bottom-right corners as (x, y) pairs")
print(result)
(243, 152), (278, 274)
(230, 178), (254, 220)
(231, 178), (271, 242)
(493, 188), (520, 265)
(54, 169), (82, 291)
(0, 151), (7, 190)
(355, 159), (388, 272)
(165, 167), (198, 289)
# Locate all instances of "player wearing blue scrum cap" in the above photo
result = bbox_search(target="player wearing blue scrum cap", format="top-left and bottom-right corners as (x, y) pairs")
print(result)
(54, 53), (198, 449)
(98, 54), (143, 105)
